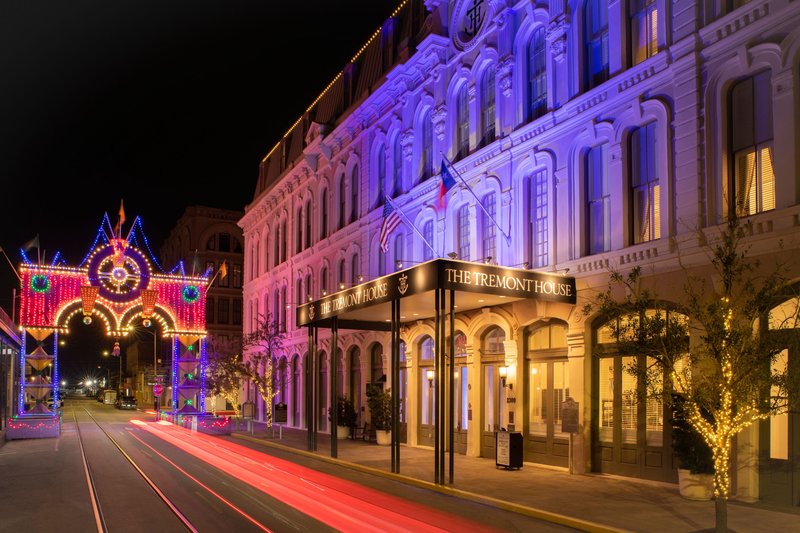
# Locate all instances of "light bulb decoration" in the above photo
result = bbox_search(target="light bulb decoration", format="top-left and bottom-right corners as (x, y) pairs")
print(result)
(30, 275), (50, 294)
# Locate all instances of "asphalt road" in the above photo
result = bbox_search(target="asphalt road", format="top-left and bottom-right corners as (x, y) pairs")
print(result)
(0, 398), (575, 532)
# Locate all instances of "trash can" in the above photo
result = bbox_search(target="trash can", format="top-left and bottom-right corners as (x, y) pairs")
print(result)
(496, 431), (523, 469)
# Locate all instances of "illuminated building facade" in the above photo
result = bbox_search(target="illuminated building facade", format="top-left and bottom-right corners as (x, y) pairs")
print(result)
(240, 0), (800, 504)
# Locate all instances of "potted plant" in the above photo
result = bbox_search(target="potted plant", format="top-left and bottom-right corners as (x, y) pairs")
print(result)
(672, 394), (714, 500)
(367, 386), (392, 445)
(330, 396), (357, 439)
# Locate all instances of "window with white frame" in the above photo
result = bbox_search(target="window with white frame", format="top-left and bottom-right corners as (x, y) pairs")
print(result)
(350, 165), (360, 223)
(630, 0), (658, 65)
(530, 168), (549, 268)
(456, 85), (469, 161)
(585, 0), (609, 89)
(377, 143), (386, 207)
(482, 192), (496, 262)
(730, 71), (775, 217)
(457, 204), (470, 261)
(631, 122), (660, 243)
(482, 66), (496, 146)
(419, 111), (433, 181)
(528, 27), (547, 121)
(586, 144), (610, 255)
(423, 220), (434, 262)
(321, 188), (329, 238)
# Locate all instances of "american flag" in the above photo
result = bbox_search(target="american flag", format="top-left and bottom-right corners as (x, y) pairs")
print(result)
(379, 199), (402, 252)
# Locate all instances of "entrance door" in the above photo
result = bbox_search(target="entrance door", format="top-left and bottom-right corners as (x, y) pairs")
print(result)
(455, 365), (468, 454)
(419, 369), (434, 446)
(399, 367), (408, 443)
(481, 364), (506, 457)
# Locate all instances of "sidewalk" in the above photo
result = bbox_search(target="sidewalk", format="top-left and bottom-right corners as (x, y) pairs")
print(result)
(230, 422), (800, 533)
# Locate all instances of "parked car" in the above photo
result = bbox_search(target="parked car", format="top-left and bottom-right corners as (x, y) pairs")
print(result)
(115, 395), (137, 410)
(46, 396), (64, 410)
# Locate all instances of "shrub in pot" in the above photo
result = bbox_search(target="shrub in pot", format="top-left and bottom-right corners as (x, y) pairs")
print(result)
(672, 393), (714, 500)
(329, 396), (357, 439)
(367, 386), (392, 445)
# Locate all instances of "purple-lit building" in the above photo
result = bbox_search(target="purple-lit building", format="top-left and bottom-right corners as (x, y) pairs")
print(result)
(240, 0), (800, 504)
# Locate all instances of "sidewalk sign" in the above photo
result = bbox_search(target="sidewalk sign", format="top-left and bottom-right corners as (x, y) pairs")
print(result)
(561, 397), (579, 474)
(496, 431), (523, 469)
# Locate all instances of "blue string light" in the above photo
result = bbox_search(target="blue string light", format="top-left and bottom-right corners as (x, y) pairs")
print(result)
(19, 249), (32, 265)
(131, 217), (167, 273)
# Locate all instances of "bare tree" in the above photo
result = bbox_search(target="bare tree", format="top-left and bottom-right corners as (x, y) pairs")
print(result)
(241, 313), (286, 427)
(205, 335), (246, 416)
(585, 217), (799, 532)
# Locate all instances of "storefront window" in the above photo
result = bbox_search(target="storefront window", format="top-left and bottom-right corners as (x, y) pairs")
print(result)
(599, 359), (614, 442)
(460, 366), (468, 431)
(485, 365), (495, 431)
(621, 356), (638, 444)
(552, 361), (570, 438)
(530, 362), (547, 436)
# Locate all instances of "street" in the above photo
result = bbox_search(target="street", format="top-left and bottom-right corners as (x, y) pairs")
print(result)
(0, 398), (574, 532)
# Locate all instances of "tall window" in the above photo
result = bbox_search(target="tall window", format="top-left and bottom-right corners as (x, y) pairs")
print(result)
(320, 267), (328, 295)
(630, 0), (658, 65)
(419, 111), (433, 181)
(338, 259), (346, 288)
(392, 136), (402, 197)
(481, 192), (496, 262)
(528, 27), (547, 121)
(280, 220), (287, 263)
(481, 66), (496, 146)
(394, 234), (404, 271)
(423, 220), (434, 261)
(232, 264), (243, 288)
(338, 174), (346, 229)
(296, 208), (303, 254)
(304, 274), (311, 301)
(458, 204), (470, 260)
(456, 85), (469, 160)
(585, 0), (609, 89)
(206, 297), (215, 325)
(218, 298), (230, 325)
(586, 144), (610, 254)
(350, 165), (360, 223)
(631, 122), (660, 243)
(730, 71), (775, 216)
(273, 226), (280, 267)
(531, 169), (549, 268)
(351, 254), (360, 284)
(321, 188), (329, 238)
(273, 291), (280, 329)
(304, 201), (312, 249)
(377, 144), (386, 207)
(280, 286), (287, 332)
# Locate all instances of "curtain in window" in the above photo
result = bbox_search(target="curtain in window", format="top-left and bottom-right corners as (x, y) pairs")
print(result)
(630, 0), (658, 65)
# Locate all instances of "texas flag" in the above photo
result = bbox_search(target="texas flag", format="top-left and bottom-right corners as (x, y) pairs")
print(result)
(437, 160), (457, 211)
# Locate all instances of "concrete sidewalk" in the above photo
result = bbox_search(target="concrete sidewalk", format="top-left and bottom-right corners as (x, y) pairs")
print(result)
(230, 422), (800, 533)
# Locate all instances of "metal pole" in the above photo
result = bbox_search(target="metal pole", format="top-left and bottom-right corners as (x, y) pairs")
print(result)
(391, 299), (397, 474)
(439, 288), (446, 484)
(449, 288), (455, 484)
(331, 317), (338, 459)
(434, 288), (440, 484)
(394, 299), (401, 473)
(307, 325), (313, 451)
(313, 326), (318, 451)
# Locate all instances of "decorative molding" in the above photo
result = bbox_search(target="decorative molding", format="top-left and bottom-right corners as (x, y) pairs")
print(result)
(498, 55), (513, 97)
(400, 129), (415, 161)
(545, 15), (569, 64)
(432, 104), (448, 141)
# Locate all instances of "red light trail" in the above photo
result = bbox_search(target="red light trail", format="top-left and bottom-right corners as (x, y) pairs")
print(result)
(130, 419), (497, 533)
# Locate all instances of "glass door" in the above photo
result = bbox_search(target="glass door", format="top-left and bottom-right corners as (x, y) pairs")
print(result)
(418, 368), (434, 446)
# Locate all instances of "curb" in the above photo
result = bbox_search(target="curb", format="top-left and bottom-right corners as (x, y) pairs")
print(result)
(231, 432), (630, 533)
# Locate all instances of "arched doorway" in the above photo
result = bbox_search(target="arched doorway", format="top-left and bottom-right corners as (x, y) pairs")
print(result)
(525, 321), (569, 467)
(481, 326), (506, 458)
(417, 335), (435, 446)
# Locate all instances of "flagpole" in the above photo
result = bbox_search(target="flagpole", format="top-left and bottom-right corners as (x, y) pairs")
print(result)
(385, 196), (438, 259)
(0, 248), (21, 281)
(441, 154), (511, 245)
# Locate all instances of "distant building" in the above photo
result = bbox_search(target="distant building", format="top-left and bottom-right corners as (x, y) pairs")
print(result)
(240, 0), (800, 506)
(0, 306), (21, 429)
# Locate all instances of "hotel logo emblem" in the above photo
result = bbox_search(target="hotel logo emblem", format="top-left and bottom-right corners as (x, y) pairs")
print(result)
(308, 304), (315, 321)
(398, 273), (409, 295)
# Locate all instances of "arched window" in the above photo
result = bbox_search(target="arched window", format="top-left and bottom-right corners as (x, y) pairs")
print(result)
(304, 200), (312, 249)
(419, 111), (433, 181)
(586, 143), (610, 255)
(376, 143), (386, 207)
(585, 0), (609, 89)
(392, 136), (402, 197)
(481, 192), (496, 262)
(351, 253), (360, 284)
(481, 66), (496, 146)
(422, 220), (434, 261)
(530, 168), (549, 268)
(350, 165), (360, 223)
(456, 85), (469, 160)
(420, 335), (434, 360)
(528, 27), (547, 121)
(483, 326), (506, 354)
(729, 71), (774, 217)
(454, 331), (467, 357)
(630, 122), (660, 243)
(370, 344), (383, 382)
(338, 173), (346, 230)
(457, 204), (470, 260)
(320, 188), (329, 239)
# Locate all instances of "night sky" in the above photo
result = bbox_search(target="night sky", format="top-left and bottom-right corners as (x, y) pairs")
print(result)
(0, 1), (396, 380)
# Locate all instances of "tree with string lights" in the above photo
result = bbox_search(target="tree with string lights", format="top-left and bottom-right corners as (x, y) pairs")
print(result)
(584, 217), (799, 532)
(242, 312), (285, 428)
(205, 335), (246, 417)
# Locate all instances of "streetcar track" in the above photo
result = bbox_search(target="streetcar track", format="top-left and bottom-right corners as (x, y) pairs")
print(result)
(73, 405), (198, 533)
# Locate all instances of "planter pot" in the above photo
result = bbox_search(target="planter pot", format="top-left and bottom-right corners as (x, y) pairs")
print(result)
(678, 469), (714, 501)
(375, 429), (391, 446)
(336, 425), (351, 440)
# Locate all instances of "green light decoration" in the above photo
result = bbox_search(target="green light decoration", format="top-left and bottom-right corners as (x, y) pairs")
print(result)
(30, 275), (50, 294)
(186, 399), (193, 406)
(182, 284), (200, 304)
(187, 345), (194, 351)
(187, 373), (194, 380)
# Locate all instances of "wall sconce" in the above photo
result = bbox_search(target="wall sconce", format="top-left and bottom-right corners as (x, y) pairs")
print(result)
(357, 275), (364, 282)
(396, 260), (403, 269)
(339, 282), (345, 290)
(426, 369), (435, 387)
(499, 365), (511, 389)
